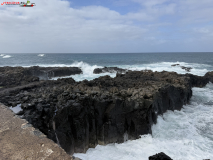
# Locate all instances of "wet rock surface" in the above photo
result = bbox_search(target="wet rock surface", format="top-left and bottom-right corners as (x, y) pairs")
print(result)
(0, 66), (82, 88)
(149, 152), (172, 160)
(204, 71), (213, 83)
(171, 64), (192, 72)
(0, 69), (212, 155)
(93, 67), (127, 74)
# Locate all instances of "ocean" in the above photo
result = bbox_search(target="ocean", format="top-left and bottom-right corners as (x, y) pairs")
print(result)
(1, 53), (213, 159)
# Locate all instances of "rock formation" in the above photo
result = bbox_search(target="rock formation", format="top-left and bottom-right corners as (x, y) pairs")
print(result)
(25, 66), (82, 80)
(181, 66), (192, 72)
(93, 67), (127, 74)
(0, 69), (210, 155)
(171, 64), (192, 72)
(171, 64), (180, 67)
(149, 152), (172, 160)
(204, 71), (213, 83)
(0, 66), (82, 88)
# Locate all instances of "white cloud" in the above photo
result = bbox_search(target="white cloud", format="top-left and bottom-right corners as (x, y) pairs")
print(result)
(0, 0), (213, 53)
(0, 0), (151, 53)
(177, 0), (213, 23)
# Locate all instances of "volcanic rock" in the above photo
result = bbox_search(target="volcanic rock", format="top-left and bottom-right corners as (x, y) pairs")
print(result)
(0, 66), (82, 88)
(171, 64), (179, 66)
(181, 66), (192, 72)
(149, 152), (172, 160)
(171, 64), (192, 72)
(24, 66), (82, 80)
(93, 67), (127, 74)
(0, 70), (210, 155)
(204, 71), (213, 83)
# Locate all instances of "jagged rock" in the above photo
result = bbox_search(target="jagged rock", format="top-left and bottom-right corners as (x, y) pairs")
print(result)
(0, 70), (211, 155)
(149, 152), (172, 160)
(204, 71), (213, 83)
(181, 66), (192, 72)
(186, 73), (209, 87)
(0, 66), (82, 88)
(171, 64), (180, 66)
(171, 64), (192, 72)
(24, 66), (82, 80)
(93, 67), (127, 74)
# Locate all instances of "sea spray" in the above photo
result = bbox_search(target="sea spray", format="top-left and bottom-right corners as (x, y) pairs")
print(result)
(53, 121), (61, 146)
(49, 61), (117, 81)
(9, 104), (22, 114)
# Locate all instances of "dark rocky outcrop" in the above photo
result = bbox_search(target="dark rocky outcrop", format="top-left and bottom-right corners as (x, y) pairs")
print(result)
(0, 70), (211, 155)
(24, 66), (82, 80)
(171, 64), (180, 66)
(186, 73), (209, 87)
(149, 152), (172, 160)
(0, 66), (82, 88)
(171, 64), (192, 72)
(181, 66), (192, 72)
(0, 66), (39, 88)
(204, 71), (213, 83)
(93, 67), (127, 74)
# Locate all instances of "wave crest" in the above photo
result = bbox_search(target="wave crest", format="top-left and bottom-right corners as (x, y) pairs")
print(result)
(38, 54), (45, 57)
(2, 55), (11, 58)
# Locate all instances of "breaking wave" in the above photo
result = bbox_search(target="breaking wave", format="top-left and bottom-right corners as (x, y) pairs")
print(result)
(50, 61), (117, 81)
(43, 61), (210, 81)
(2, 55), (11, 58)
(38, 54), (45, 57)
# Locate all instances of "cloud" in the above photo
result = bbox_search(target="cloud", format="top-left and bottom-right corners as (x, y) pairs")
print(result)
(0, 0), (150, 53)
(0, 0), (213, 53)
(177, 0), (213, 24)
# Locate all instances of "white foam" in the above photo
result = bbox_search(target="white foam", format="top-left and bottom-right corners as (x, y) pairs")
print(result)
(9, 104), (22, 114)
(118, 61), (210, 76)
(38, 54), (45, 57)
(2, 55), (11, 58)
(18, 61), (212, 81)
(0, 54), (4, 56)
(51, 61), (117, 81)
(74, 83), (213, 160)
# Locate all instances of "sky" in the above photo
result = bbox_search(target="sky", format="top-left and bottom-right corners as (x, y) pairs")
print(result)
(0, 0), (213, 53)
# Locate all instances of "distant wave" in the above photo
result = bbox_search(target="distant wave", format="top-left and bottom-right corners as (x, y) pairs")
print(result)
(38, 54), (45, 57)
(2, 55), (11, 58)
(0, 54), (5, 57)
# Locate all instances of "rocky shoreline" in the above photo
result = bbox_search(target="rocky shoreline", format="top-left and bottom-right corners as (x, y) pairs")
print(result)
(0, 66), (82, 88)
(0, 66), (212, 157)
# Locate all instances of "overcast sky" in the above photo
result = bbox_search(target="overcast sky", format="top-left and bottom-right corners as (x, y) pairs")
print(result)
(0, 0), (213, 53)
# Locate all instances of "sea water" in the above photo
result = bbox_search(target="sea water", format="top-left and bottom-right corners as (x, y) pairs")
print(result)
(1, 53), (213, 159)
